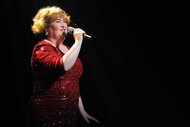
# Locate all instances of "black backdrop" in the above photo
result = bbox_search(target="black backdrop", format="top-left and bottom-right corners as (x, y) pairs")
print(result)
(1, 0), (188, 127)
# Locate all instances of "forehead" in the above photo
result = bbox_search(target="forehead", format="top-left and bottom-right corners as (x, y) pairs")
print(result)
(47, 13), (67, 23)
(55, 17), (66, 20)
(48, 12), (65, 19)
(51, 17), (68, 23)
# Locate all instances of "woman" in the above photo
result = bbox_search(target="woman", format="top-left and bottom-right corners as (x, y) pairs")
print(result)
(27, 6), (99, 127)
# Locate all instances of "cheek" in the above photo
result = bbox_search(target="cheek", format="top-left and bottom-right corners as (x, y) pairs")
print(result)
(50, 23), (59, 30)
(52, 25), (59, 31)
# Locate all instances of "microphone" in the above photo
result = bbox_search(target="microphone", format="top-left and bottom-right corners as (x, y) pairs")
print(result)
(67, 26), (91, 39)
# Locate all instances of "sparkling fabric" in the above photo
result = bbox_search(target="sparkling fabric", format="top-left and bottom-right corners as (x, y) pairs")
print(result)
(27, 40), (83, 127)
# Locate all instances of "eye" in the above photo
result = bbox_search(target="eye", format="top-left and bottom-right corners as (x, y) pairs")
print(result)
(55, 19), (61, 23)
(63, 19), (67, 22)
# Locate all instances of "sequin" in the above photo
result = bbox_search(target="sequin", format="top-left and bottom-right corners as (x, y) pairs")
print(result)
(27, 40), (83, 127)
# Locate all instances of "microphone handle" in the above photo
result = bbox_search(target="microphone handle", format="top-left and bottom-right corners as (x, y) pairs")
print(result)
(83, 33), (91, 39)
(68, 26), (91, 39)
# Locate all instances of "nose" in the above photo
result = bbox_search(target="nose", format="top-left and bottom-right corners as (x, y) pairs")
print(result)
(61, 21), (67, 28)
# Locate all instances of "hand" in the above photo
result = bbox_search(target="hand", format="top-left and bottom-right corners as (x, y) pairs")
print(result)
(73, 28), (85, 42)
(78, 97), (100, 124)
(80, 110), (100, 124)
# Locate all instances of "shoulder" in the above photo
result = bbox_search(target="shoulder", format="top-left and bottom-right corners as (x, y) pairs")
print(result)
(36, 39), (53, 47)
(32, 40), (56, 55)
(34, 40), (55, 51)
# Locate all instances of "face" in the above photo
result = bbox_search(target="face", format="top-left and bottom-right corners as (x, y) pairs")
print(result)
(47, 17), (68, 41)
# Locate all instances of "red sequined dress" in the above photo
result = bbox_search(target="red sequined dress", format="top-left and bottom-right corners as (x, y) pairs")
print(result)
(27, 40), (83, 127)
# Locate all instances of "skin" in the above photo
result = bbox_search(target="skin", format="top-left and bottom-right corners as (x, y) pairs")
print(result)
(46, 17), (84, 71)
(45, 16), (99, 124)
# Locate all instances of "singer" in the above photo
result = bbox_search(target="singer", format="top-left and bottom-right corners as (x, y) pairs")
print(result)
(26, 5), (99, 127)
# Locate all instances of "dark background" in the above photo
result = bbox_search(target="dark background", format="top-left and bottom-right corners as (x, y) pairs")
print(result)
(1, 0), (188, 127)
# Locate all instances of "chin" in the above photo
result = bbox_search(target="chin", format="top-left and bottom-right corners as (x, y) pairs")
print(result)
(62, 32), (67, 37)
(61, 34), (66, 40)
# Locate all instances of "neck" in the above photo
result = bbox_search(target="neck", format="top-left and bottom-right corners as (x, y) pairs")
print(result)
(46, 37), (63, 47)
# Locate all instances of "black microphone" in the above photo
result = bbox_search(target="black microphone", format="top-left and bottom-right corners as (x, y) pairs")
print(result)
(67, 26), (91, 39)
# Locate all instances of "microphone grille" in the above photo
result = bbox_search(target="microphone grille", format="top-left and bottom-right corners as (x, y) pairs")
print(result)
(67, 26), (74, 34)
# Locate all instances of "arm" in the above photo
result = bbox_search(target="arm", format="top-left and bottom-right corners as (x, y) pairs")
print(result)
(62, 28), (84, 71)
(78, 97), (100, 124)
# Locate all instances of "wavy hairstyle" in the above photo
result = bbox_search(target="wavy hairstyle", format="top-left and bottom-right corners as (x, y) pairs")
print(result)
(31, 6), (71, 34)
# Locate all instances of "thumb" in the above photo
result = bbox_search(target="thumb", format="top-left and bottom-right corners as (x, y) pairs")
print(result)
(84, 116), (90, 124)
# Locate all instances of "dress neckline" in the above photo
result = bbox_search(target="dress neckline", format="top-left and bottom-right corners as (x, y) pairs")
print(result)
(43, 39), (57, 47)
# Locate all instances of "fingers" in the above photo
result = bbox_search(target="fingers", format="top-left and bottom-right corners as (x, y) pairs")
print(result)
(84, 116), (90, 124)
(74, 28), (85, 35)
(81, 110), (100, 124)
(86, 114), (100, 123)
(89, 116), (100, 123)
